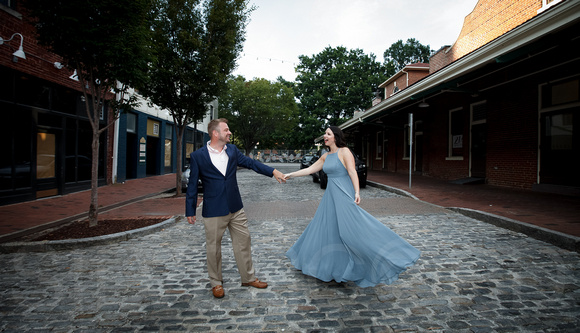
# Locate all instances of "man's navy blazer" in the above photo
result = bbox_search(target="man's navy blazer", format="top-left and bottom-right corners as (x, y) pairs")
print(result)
(185, 144), (274, 218)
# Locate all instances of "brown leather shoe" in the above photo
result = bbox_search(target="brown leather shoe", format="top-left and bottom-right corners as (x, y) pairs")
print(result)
(241, 279), (268, 289)
(212, 285), (224, 298)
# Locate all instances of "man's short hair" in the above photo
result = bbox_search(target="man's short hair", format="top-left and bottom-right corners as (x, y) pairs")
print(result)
(208, 118), (228, 136)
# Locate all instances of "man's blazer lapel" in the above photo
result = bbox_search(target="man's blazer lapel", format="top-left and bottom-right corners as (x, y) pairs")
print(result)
(225, 145), (237, 176)
(200, 146), (220, 176)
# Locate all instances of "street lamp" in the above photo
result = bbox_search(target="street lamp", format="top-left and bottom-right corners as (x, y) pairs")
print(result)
(0, 33), (26, 61)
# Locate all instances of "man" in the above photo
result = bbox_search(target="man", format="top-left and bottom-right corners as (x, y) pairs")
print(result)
(185, 118), (286, 298)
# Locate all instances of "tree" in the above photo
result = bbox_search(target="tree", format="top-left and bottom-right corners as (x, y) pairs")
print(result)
(383, 38), (432, 73)
(26, 0), (153, 226)
(293, 46), (387, 148)
(139, 0), (252, 195)
(219, 76), (298, 154)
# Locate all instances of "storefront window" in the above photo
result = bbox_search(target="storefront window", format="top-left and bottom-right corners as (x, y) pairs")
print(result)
(0, 108), (32, 191)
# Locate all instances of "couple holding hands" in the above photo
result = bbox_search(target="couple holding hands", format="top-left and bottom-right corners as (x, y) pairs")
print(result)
(185, 118), (420, 298)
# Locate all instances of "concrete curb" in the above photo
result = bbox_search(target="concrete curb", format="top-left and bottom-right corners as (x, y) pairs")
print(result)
(0, 216), (180, 254)
(448, 207), (580, 253)
(367, 180), (580, 253)
(366, 181), (419, 200)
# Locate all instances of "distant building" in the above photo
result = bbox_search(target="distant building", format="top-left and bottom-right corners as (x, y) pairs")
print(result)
(112, 90), (216, 183)
(339, 0), (579, 195)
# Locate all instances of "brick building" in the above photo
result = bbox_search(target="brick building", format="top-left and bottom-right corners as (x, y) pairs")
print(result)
(340, 0), (579, 195)
(0, 1), (211, 205)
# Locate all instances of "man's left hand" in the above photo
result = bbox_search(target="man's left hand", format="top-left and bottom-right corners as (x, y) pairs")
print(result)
(273, 169), (286, 183)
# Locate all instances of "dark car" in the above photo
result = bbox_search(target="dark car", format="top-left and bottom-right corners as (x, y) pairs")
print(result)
(300, 155), (315, 169)
(312, 149), (367, 189)
(181, 165), (204, 193)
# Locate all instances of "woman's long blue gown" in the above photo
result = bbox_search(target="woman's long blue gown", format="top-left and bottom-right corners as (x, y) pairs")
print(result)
(286, 152), (420, 287)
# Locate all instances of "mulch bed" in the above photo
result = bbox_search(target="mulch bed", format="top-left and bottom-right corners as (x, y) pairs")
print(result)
(29, 217), (171, 241)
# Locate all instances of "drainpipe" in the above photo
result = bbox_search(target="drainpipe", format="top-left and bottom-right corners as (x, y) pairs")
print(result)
(401, 69), (409, 88)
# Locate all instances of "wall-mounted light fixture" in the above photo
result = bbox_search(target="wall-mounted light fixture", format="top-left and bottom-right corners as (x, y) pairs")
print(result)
(418, 99), (429, 108)
(0, 33), (26, 61)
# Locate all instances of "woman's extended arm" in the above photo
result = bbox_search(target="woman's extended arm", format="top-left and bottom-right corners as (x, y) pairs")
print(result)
(285, 153), (326, 179)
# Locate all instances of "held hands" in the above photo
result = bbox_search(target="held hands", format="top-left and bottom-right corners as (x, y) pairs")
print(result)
(273, 169), (287, 183)
(187, 216), (196, 225)
(283, 172), (294, 180)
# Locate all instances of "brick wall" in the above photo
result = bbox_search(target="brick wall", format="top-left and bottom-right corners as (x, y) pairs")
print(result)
(429, 46), (451, 74)
(420, 98), (471, 180)
(1, 5), (81, 93)
(485, 82), (539, 189)
(382, 66), (429, 98)
(431, 0), (543, 72)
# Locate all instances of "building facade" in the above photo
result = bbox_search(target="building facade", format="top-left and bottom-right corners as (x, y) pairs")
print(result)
(113, 98), (215, 183)
(0, 1), (212, 205)
(340, 0), (579, 195)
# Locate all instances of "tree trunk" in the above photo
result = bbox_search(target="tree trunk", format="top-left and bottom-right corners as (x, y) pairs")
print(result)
(88, 131), (100, 227)
(175, 123), (185, 196)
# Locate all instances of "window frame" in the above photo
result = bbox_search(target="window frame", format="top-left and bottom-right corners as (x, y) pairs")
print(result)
(447, 107), (464, 160)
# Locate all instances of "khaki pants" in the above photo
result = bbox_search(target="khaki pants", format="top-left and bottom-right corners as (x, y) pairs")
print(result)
(203, 209), (256, 287)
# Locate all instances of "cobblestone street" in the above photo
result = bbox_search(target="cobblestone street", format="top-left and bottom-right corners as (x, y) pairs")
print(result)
(1, 165), (579, 332)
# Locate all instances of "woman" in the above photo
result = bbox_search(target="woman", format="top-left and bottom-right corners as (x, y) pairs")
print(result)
(284, 126), (420, 287)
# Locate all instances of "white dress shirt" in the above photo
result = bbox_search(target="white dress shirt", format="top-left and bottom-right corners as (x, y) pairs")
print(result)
(207, 141), (229, 176)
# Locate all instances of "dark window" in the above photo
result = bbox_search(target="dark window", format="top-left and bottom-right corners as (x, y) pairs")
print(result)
(0, 67), (14, 102)
(77, 122), (95, 181)
(540, 109), (579, 186)
(0, 0), (17, 9)
(0, 107), (32, 191)
(449, 109), (465, 157)
(472, 103), (487, 122)
(15, 74), (50, 109)
(126, 113), (136, 133)
(541, 79), (579, 109)
(52, 86), (78, 115)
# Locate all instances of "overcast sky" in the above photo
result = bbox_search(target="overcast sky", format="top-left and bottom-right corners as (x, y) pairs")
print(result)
(232, 0), (479, 82)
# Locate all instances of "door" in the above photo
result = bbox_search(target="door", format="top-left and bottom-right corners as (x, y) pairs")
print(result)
(540, 110), (579, 186)
(470, 123), (487, 178)
(36, 131), (59, 198)
(146, 136), (160, 176)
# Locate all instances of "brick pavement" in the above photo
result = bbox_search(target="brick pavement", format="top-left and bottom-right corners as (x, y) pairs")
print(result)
(1, 165), (579, 332)
(366, 170), (580, 238)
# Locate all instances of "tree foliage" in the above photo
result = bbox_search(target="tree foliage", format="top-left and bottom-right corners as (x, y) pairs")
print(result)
(383, 38), (432, 73)
(219, 76), (298, 154)
(26, 0), (153, 226)
(293, 46), (387, 148)
(139, 0), (253, 194)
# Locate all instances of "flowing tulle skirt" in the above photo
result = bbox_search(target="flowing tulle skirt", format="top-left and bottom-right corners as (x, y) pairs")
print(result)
(286, 153), (420, 287)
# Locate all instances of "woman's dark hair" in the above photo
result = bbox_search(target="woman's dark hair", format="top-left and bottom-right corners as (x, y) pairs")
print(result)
(328, 126), (347, 148)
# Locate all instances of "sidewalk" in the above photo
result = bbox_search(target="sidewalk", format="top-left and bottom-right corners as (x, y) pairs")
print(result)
(0, 174), (181, 242)
(1, 168), (579, 244)
(366, 170), (580, 238)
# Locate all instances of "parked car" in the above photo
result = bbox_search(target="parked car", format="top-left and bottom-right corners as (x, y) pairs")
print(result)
(311, 149), (367, 189)
(300, 155), (315, 169)
(310, 150), (322, 183)
(181, 166), (204, 193)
